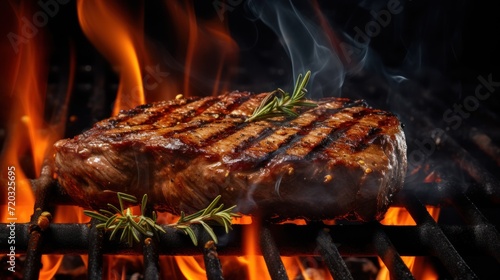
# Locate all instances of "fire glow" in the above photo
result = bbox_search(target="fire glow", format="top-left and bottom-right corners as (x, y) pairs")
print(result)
(0, 1), (445, 279)
(0, 1), (80, 279)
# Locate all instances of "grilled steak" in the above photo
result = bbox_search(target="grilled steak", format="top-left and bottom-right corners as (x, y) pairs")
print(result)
(54, 91), (407, 221)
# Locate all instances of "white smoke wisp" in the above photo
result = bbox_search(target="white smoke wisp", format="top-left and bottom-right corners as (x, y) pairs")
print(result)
(246, 0), (346, 98)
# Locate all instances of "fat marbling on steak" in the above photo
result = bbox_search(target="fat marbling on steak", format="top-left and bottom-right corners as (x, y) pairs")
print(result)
(54, 91), (407, 221)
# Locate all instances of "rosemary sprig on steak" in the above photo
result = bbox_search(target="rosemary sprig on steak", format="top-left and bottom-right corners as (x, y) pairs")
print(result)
(246, 70), (317, 122)
(83, 192), (238, 247)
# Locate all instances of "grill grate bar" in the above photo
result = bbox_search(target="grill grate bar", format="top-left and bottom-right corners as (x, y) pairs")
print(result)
(451, 193), (500, 262)
(316, 228), (354, 280)
(386, 89), (499, 201)
(24, 228), (43, 280)
(260, 224), (289, 280)
(143, 236), (160, 280)
(373, 225), (414, 280)
(402, 193), (479, 279)
(202, 240), (224, 280)
(23, 161), (56, 280)
(1, 223), (495, 255)
(88, 219), (104, 280)
(439, 136), (500, 201)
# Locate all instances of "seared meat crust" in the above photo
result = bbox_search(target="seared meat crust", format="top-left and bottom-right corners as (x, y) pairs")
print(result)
(54, 91), (407, 221)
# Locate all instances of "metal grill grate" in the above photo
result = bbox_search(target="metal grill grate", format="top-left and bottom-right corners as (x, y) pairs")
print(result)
(2, 166), (499, 279)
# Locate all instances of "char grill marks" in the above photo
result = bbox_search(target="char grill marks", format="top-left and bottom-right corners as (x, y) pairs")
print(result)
(94, 92), (393, 168)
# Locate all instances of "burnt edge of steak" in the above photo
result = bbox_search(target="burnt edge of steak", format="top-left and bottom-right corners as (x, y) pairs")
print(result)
(54, 91), (407, 222)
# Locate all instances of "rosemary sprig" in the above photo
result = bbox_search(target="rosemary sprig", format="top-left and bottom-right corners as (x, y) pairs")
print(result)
(174, 195), (239, 246)
(83, 192), (239, 247)
(246, 70), (317, 122)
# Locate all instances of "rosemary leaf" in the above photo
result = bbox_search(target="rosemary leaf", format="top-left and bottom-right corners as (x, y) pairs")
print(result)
(143, 217), (158, 229)
(109, 219), (125, 240)
(182, 209), (204, 222)
(99, 209), (116, 217)
(131, 227), (140, 243)
(118, 192), (138, 203)
(141, 194), (148, 214)
(105, 214), (118, 229)
(246, 70), (316, 122)
(184, 227), (198, 246)
(222, 220), (229, 233)
(200, 221), (218, 244)
(83, 210), (109, 222)
(128, 215), (151, 236)
(107, 203), (122, 216)
(202, 195), (221, 216)
(279, 106), (298, 117)
(154, 224), (166, 233)
(119, 224), (129, 242)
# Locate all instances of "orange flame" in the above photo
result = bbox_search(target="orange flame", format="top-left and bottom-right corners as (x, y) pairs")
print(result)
(377, 206), (441, 279)
(0, 2), (41, 224)
(163, 0), (239, 98)
(77, 0), (146, 115)
(0, 2), (79, 278)
(175, 256), (206, 279)
(243, 218), (269, 280)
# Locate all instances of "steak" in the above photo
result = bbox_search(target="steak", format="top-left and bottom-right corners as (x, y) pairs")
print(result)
(54, 91), (407, 221)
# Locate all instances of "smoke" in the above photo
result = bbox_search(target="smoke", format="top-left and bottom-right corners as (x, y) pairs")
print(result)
(244, 0), (468, 99)
(245, 0), (347, 97)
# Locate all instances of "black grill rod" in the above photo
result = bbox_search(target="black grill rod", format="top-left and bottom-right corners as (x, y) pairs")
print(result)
(195, 225), (225, 280)
(260, 223), (289, 280)
(424, 174), (500, 262)
(387, 86), (499, 201)
(438, 135), (500, 201)
(142, 206), (160, 280)
(316, 228), (354, 280)
(3, 223), (496, 256)
(23, 228), (43, 280)
(450, 192), (500, 262)
(143, 236), (160, 280)
(372, 224), (415, 280)
(24, 160), (57, 280)
(402, 193), (479, 279)
(202, 240), (224, 280)
(88, 218), (104, 280)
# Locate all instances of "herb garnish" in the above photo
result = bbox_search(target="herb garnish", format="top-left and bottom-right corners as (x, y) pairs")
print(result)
(83, 192), (239, 247)
(246, 70), (317, 122)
